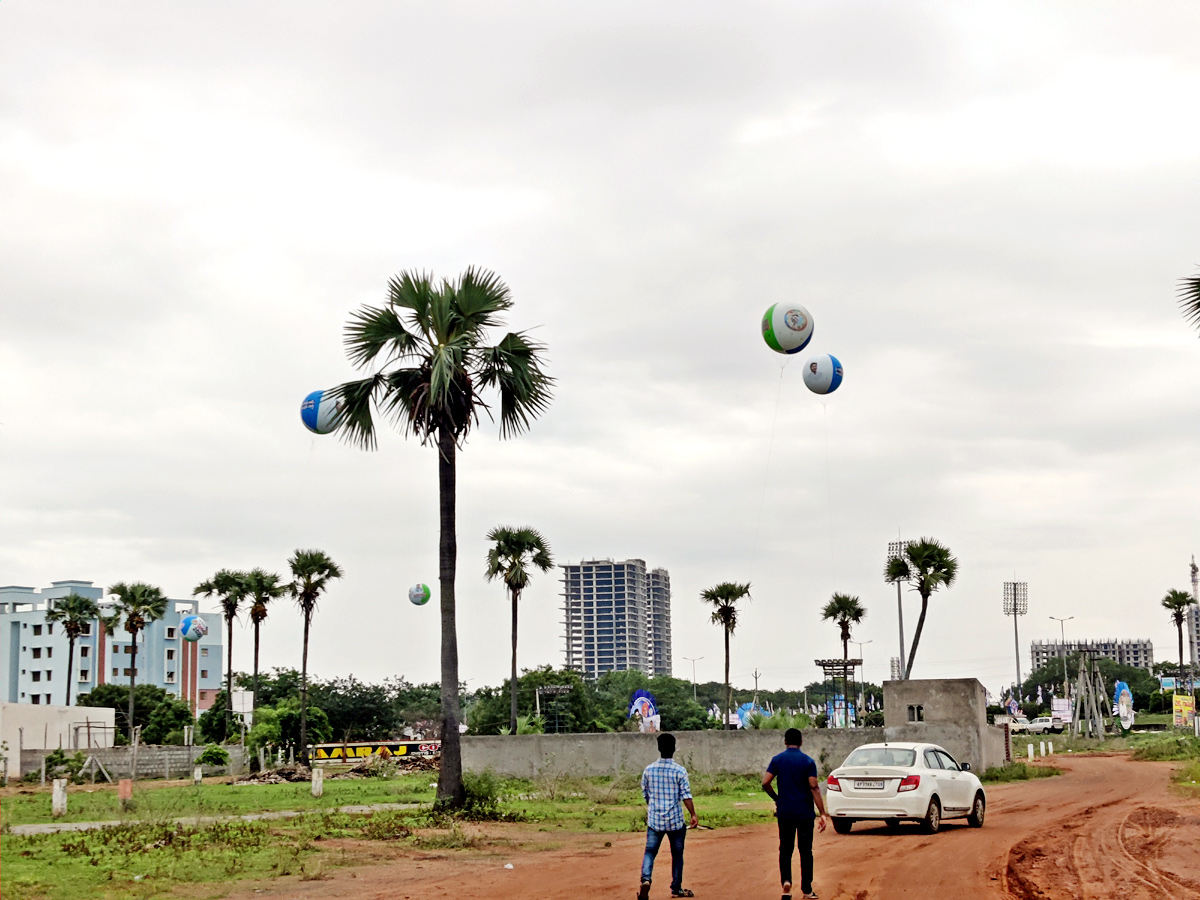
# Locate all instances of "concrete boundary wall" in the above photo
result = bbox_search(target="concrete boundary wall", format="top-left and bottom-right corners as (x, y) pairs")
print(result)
(20, 744), (245, 779)
(462, 725), (1009, 779)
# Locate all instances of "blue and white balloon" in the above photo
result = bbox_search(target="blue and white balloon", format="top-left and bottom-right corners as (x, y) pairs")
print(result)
(300, 389), (341, 435)
(180, 614), (209, 642)
(408, 583), (431, 606)
(803, 354), (844, 395)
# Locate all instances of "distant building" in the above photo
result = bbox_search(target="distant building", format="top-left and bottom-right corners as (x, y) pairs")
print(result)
(562, 558), (672, 679)
(1, 580), (224, 714)
(1030, 638), (1154, 673)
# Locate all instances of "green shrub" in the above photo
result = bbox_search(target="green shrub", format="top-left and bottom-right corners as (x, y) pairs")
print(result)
(1131, 735), (1200, 761)
(195, 744), (231, 767)
(980, 762), (1060, 783)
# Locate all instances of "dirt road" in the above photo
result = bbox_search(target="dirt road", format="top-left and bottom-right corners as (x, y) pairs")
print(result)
(224, 754), (1200, 900)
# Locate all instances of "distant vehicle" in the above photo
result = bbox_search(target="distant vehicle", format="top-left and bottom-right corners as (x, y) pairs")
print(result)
(1028, 716), (1064, 735)
(1003, 716), (1032, 733)
(825, 742), (986, 835)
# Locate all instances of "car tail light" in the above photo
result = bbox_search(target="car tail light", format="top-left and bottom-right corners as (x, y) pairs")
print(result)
(826, 775), (841, 792)
(898, 775), (920, 792)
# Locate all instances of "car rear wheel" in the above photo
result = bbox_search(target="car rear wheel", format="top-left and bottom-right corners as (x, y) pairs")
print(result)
(831, 817), (854, 834)
(921, 797), (941, 834)
(967, 792), (985, 828)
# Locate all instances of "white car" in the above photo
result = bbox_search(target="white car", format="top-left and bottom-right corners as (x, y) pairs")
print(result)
(824, 742), (986, 834)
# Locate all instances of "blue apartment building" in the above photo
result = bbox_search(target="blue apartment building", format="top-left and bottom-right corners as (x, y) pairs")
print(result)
(1, 580), (225, 714)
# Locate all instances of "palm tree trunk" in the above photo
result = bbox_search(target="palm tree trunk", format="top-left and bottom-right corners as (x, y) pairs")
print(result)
(300, 609), (310, 764)
(253, 621), (261, 710)
(904, 594), (931, 680)
(128, 631), (137, 742)
(724, 626), (731, 730)
(842, 628), (849, 728)
(226, 616), (235, 740)
(437, 426), (465, 806)
(510, 588), (519, 734)
(66, 637), (76, 706)
(302, 609), (312, 763)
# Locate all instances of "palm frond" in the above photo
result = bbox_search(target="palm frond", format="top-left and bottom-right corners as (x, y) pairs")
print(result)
(452, 266), (513, 335)
(1178, 271), (1200, 334)
(477, 331), (554, 439)
(344, 304), (418, 369)
(325, 373), (390, 450)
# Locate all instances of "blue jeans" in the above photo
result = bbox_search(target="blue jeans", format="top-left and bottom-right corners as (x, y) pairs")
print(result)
(641, 827), (687, 892)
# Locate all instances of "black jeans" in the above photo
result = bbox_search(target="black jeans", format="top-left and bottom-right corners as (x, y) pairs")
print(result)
(777, 815), (814, 894)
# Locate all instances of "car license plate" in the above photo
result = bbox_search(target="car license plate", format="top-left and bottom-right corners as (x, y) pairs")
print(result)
(855, 780), (885, 790)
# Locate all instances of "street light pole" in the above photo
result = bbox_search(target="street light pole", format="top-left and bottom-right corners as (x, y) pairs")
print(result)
(1004, 582), (1029, 694)
(683, 656), (704, 703)
(887, 541), (911, 679)
(850, 640), (873, 722)
(1049, 616), (1074, 699)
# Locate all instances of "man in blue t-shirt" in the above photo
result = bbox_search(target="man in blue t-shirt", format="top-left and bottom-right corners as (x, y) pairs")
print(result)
(762, 728), (827, 900)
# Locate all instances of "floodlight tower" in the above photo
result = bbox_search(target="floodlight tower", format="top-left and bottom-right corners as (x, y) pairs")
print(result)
(1004, 582), (1029, 691)
(887, 540), (911, 679)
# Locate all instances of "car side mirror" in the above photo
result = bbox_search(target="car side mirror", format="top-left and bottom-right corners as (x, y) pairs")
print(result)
(960, 762), (971, 772)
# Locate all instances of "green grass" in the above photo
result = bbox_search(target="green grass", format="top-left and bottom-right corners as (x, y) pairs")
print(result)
(1130, 734), (1200, 761)
(0, 775), (438, 827)
(1173, 759), (1200, 791)
(979, 762), (1061, 784)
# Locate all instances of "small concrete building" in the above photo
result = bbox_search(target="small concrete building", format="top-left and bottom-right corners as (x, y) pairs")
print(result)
(883, 677), (1007, 771)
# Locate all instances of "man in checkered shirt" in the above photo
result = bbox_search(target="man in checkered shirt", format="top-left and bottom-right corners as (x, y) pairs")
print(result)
(638, 733), (699, 899)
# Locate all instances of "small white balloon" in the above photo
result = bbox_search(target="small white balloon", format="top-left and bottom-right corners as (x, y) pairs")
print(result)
(803, 354), (844, 395)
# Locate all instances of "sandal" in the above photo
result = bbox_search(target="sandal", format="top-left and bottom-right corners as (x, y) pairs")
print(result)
(672, 892), (695, 898)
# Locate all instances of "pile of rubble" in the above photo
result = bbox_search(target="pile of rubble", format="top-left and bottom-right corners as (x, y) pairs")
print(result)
(236, 764), (313, 784)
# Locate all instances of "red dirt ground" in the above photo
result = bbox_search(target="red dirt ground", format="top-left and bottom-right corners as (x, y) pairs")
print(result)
(221, 754), (1200, 900)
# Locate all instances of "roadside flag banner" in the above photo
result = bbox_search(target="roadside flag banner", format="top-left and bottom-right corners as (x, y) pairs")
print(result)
(1173, 694), (1195, 728)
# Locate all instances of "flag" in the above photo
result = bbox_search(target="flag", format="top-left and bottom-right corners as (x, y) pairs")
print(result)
(1037, 685), (1044, 705)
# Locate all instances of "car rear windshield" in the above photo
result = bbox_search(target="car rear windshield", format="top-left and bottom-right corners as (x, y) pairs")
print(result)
(843, 748), (916, 767)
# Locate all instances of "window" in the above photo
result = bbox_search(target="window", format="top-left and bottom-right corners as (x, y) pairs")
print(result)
(47, 624), (53, 634)
(122, 668), (138, 676)
(46, 647), (52, 658)
(166, 627), (176, 639)
(923, 750), (942, 769)
(31, 694), (40, 704)
(200, 670), (208, 679)
(907, 704), (924, 722)
(32, 671), (41, 682)
(166, 649), (175, 660)
(82, 623), (91, 635)
(33, 624), (42, 636)
(935, 750), (960, 771)
(201, 648), (209, 657)
(200, 691), (208, 700)
(32, 648), (41, 659)
(79, 670), (89, 681)
(166, 671), (176, 684)
(112, 667), (119, 677)
(46, 671), (52, 681)
(80, 646), (90, 658)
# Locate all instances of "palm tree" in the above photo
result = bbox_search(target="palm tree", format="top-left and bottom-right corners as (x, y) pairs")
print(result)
(701, 582), (751, 729)
(242, 568), (287, 709)
(288, 549), (343, 764)
(1179, 269), (1200, 335)
(193, 569), (247, 738)
(328, 267), (553, 806)
(45, 592), (100, 705)
(485, 526), (554, 734)
(821, 593), (865, 723)
(107, 582), (168, 741)
(884, 537), (958, 679)
(1161, 589), (1194, 681)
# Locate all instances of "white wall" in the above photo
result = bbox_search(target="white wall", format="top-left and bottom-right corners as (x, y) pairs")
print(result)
(0, 702), (115, 780)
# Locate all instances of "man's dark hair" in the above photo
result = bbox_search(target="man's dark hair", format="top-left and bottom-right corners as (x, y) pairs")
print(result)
(784, 727), (803, 746)
(657, 733), (676, 758)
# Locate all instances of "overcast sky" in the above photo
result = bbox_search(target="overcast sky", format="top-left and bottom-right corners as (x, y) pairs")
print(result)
(3, 2), (1199, 703)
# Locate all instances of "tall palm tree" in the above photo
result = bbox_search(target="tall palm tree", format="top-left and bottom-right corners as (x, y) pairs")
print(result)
(701, 582), (751, 730)
(821, 593), (866, 724)
(1161, 588), (1194, 681)
(328, 267), (553, 806)
(45, 592), (100, 706)
(884, 537), (958, 679)
(193, 569), (246, 738)
(288, 549), (343, 764)
(107, 582), (168, 741)
(1179, 269), (1200, 335)
(242, 568), (287, 709)
(484, 526), (554, 734)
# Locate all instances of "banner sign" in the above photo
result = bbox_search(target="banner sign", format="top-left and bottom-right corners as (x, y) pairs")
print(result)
(629, 690), (660, 733)
(1051, 698), (1073, 723)
(1113, 681), (1134, 730)
(312, 740), (440, 762)
(1174, 695), (1195, 728)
